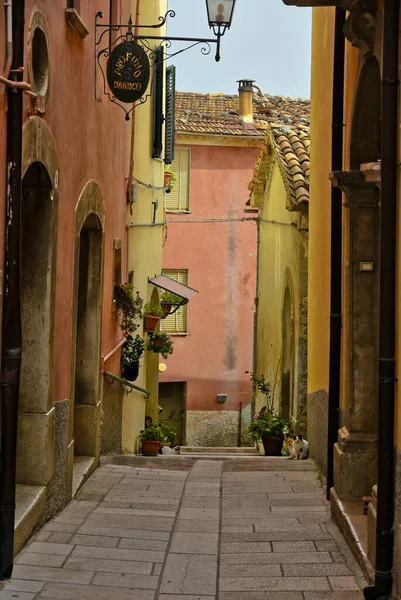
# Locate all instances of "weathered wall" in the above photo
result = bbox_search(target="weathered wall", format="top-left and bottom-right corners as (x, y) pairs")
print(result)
(160, 141), (259, 446)
(186, 410), (239, 447)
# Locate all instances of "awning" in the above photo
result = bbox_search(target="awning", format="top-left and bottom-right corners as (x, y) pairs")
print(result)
(149, 275), (198, 306)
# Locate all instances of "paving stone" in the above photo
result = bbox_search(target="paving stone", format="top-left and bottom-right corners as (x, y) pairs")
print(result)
(77, 525), (170, 540)
(16, 553), (66, 568)
(0, 592), (36, 600)
(25, 542), (73, 556)
(30, 531), (51, 543)
(170, 532), (218, 555)
(42, 521), (81, 534)
(221, 524), (254, 533)
(95, 506), (176, 518)
(181, 496), (220, 509)
(179, 508), (219, 521)
(0, 580), (45, 593)
(220, 563), (281, 577)
(272, 541), (316, 552)
(65, 557), (153, 574)
(84, 513), (174, 531)
(158, 596), (215, 600)
(153, 563), (163, 576)
(304, 593), (364, 599)
(175, 519), (219, 533)
(71, 544), (165, 563)
(221, 530), (331, 542)
(160, 554), (217, 595)
(119, 538), (168, 551)
(219, 576), (330, 592)
(219, 593), (303, 600)
(328, 577), (361, 590)
(12, 565), (93, 585)
(316, 541), (341, 552)
(48, 532), (74, 544)
(283, 564), (353, 577)
(39, 582), (155, 599)
(220, 552), (333, 565)
(221, 542), (272, 553)
(92, 572), (159, 590)
(71, 534), (120, 547)
(184, 483), (221, 498)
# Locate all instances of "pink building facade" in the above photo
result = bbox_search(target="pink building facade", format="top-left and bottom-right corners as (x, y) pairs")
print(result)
(159, 88), (265, 447)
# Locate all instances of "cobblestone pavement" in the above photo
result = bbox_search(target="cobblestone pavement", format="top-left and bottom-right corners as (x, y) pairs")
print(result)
(0, 456), (367, 600)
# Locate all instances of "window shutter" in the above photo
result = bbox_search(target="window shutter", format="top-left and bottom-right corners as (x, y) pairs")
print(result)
(152, 46), (164, 159)
(165, 149), (190, 211)
(164, 65), (176, 165)
(161, 270), (188, 333)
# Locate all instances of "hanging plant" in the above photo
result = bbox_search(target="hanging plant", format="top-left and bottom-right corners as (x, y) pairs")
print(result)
(147, 332), (174, 359)
(114, 283), (143, 336)
(164, 166), (177, 193)
(160, 290), (182, 316)
(121, 334), (145, 381)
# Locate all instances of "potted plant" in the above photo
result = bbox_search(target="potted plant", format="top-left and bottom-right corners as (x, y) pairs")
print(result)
(246, 372), (291, 456)
(164, 166), (177, 193)
(140, 424), (164, 456)
(143, 302), (165, 332)
(147, 332), (174, 359)
(114, 283), (143, 337)
(160, 422), (177, 447)
(160, 290), (182, 317)
(121, 334), (145, 381)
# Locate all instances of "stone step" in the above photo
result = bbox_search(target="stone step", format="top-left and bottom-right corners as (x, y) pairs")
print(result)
(180, 446), (259, 454)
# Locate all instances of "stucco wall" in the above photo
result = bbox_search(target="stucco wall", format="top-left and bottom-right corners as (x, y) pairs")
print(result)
(160, 142), (259, 446)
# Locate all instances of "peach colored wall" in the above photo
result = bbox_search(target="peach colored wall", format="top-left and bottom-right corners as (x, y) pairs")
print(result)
(160, 143), (258, 412)
(20, 1), (130, 402)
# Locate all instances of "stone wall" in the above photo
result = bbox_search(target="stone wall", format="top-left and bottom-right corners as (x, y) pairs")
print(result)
(101, 382), (124, 455)
(186, 410), (239, 447)
(307, 389), (328, 477)
(240, 404), (252, 446)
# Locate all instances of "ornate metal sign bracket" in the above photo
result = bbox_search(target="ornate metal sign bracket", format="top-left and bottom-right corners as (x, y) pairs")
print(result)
(95, 11), (220, 120)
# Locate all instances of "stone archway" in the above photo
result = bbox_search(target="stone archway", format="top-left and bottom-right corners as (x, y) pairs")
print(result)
(16, 118), (59, 489)
(68, 181), (105, 497)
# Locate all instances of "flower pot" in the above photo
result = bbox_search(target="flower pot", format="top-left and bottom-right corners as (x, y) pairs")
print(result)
(141, 440), (160, 457)
(262, 435), (284, 457)
(164, 172), (172, 187)
(144, 314), (160, 332)
(122, 362), (139, 381)
(153, 338), (164, 351)
(161, 302), (173, 317)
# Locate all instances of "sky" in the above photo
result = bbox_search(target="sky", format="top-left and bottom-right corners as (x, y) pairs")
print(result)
(167, 0), (312, 99)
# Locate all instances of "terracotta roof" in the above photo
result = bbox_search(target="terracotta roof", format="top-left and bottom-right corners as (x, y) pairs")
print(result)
(248, 123), (310, 208)
(175, 91), (310, 137)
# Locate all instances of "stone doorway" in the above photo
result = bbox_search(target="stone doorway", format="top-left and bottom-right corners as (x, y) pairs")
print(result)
(159, 382), (186, 445)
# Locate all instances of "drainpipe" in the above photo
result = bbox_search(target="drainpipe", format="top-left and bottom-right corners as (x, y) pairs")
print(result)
(326, 7), (345, 501)
(250, 216), (260, 432)
(363, 0), (399, 598)
(0, 0), (24, 580)
(4, 0), (13, 80)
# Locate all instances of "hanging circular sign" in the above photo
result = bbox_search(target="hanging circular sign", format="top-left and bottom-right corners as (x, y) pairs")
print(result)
(106, 40), (150, 104)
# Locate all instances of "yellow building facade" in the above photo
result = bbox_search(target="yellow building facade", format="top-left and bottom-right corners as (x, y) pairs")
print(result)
(283, 0), (401, 596)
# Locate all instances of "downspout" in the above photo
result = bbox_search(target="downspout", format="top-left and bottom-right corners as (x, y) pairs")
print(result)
(250, 216), (260, 431)
(4, 0), (12, 80)
(364, 0), (399, 597)
(326, 6), (345, 500)
(0, 0), (24, 581)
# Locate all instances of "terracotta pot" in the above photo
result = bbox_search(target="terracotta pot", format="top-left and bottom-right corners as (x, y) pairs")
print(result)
(144, 314), (160, 332)
(122, 362), (139, 381)
(141, 440), (160, 456)
(153, 338), (164, 350)
(164, 172), (172, 187)
(262, 435), (284, 457)
(161, 302), (173, 317)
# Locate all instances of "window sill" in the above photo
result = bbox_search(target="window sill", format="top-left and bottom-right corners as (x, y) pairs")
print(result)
(166, 332), (188, 336)
(65, 8), (89, 39)
(166, 210), (191, 215)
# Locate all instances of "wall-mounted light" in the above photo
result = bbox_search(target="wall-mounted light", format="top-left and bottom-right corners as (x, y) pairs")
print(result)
(205, 0), (236, 61)
(217, 394), (228, 403)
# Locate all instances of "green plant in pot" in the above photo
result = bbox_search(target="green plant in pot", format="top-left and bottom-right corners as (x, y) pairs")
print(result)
(160, 422), (177, 447)
(147, 333), (174, 359)
(160, 290), (182, 317)
(143, 302), (165, 332)
(114, 283), (143, 337)
(164, 165), (177, 193)
(121, 334), (145, 381)
(246, 372), (291, 456)
(140, 424), (164, 456)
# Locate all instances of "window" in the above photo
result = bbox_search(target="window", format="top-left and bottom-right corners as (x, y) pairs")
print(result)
(161, 270), (188, 333)
(165, 148), (190, 212)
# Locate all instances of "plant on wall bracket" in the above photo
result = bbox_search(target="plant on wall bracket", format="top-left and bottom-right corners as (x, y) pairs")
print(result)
(114, 283), (143, 336)
(164, 165), (177, 194)
(147, 332), (174, 359)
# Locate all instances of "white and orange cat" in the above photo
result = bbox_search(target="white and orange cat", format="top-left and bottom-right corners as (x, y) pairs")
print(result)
(286, 435), (309, 460)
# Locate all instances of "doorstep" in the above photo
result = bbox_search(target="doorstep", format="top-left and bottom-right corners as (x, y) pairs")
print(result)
(14, 483), (46, 555)
(71, 455), (96, 497)
(331, 486), (375, 583)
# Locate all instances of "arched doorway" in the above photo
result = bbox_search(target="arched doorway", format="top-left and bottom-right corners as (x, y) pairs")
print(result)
(70, 181), (105, 496)
(281, 286), (294, 421)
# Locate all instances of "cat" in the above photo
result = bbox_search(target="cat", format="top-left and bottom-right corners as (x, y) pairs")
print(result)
(286, 435), (309, 460)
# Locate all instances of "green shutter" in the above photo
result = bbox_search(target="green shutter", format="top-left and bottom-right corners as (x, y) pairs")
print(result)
(165, 149), (190, 211)
(152, 46), (164, 159)
(164, 65), (176, 165)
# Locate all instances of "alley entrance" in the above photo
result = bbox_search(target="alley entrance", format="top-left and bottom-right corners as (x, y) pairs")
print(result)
(2, 455), (366, 599)
(159, 381), (186, 445)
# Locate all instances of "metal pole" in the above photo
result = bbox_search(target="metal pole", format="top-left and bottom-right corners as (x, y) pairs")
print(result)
(0, 0), (24, 580)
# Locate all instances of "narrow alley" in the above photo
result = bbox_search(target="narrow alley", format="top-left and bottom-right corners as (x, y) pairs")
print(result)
(0, 457), (366, 600)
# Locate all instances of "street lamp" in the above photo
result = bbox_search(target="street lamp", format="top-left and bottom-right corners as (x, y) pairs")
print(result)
(206, 0), (236, 61)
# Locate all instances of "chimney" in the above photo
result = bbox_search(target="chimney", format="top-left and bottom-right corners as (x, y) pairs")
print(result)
(238, 79), (255, 124)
